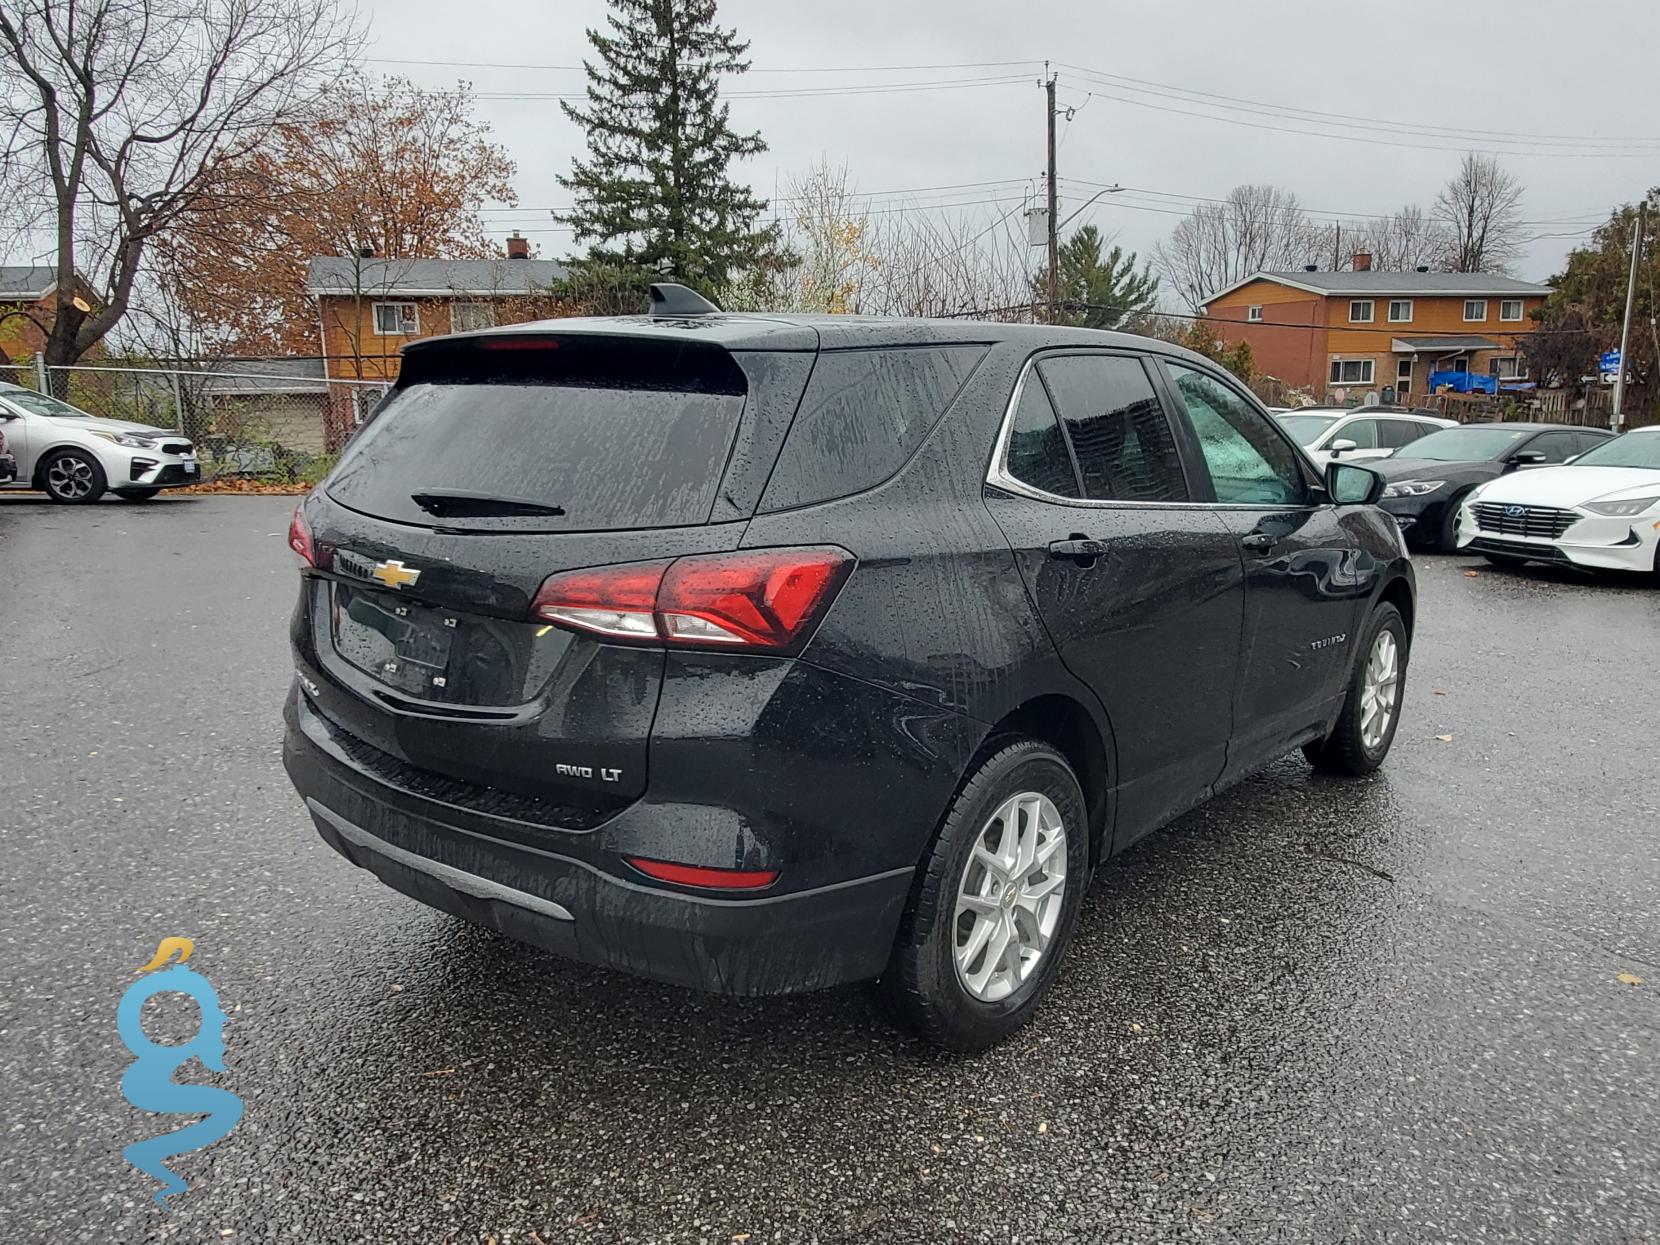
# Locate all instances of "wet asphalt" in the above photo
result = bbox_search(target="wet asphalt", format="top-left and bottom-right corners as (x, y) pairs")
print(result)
(0, 491), (1656, 1244)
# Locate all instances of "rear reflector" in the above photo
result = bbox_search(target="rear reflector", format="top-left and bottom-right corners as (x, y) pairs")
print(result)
(531, 547), (852, 653)
(627, 857), (779, 890)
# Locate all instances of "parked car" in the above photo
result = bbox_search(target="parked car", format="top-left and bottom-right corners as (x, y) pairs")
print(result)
(1373, 422), (1615, 553)
(282, 286), (1415, 1051)
(1275, 407), (1457, 466)
(0, 423), (14, 484)
(1457, 425), (1660, 575)
(0, 382), (199, 503)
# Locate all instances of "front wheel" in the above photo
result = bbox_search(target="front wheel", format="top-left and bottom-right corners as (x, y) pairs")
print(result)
(1304, 603), (1407, 776)
(40, 449), (107, 504)
(1431, 493), (1469, 554)
(878, 739), (1089, 1052)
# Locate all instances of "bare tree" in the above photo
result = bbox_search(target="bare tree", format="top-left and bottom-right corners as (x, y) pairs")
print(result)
(1432, 153), (1525, 273)
(1155, 185), (1327, 310)
(0, 0), (358, 385)
(723, 158), (1033, 319)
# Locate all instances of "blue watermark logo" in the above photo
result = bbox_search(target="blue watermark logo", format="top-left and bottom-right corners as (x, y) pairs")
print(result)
(117, 937), (244, 1208)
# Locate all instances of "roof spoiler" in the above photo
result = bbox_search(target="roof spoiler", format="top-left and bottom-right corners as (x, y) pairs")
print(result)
(649, 283), (721, 317)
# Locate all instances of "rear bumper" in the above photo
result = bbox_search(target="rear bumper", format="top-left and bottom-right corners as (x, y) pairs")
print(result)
(283, 687), (917, 995)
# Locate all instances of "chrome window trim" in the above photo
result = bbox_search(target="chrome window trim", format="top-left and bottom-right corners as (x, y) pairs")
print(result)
(984, 351), (1210, 511)
(986, 350), (1335, 513)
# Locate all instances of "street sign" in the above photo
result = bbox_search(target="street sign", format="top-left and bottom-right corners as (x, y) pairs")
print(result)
(1600, 348), (1622, 385)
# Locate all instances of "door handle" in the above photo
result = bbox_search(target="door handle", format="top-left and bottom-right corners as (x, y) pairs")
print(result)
(1048, 536), (1107, 563)
(1240, 531), (1279, 554)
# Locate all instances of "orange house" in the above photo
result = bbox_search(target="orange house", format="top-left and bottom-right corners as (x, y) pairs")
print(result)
(1202, 257), (1551, 403)
(305, 241), (569, 448)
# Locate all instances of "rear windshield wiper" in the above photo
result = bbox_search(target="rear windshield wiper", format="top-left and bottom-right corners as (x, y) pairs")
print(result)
(410, 489), (567, 518)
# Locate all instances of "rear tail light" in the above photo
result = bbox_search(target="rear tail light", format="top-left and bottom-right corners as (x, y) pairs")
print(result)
(626, 857), (779, 890)
(288, 506), (315, 565)
(531, 547), (852, 653)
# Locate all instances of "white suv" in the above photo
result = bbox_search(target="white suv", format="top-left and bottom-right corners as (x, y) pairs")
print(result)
(0, 382), (199, 503)
(1276, 407), (1457, 467)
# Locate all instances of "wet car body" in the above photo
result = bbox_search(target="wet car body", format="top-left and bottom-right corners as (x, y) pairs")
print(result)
(282, 298), (1414, 1034)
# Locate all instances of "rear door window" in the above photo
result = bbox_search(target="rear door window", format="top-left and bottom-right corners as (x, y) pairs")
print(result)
(759, 345), (985, 512)
(1035, 354), (1188, 503)
(1378, 418), (1425, 449)
(1003, 376), (1080, 498)
(325, 337), (748, 531)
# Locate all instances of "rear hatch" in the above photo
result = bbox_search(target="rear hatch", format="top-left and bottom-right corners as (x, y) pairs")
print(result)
(297, 330), (810, 819)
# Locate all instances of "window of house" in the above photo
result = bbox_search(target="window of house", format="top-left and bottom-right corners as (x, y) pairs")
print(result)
(1328, 359), (1374, 385)
(373, 302), (419, 336)
(1247, 305), (1262, 322)
(1165, 363), (1306, 506)
(451, 301), (497, 333)
(1463, 299), (1488, 322)
(1035, 354), (1188, 503)
(1388, 299), (1413, 322)
(1349, 299), (1374, 323)
(1489, 355), (1526, 380)
(1499, 299), (1524, 322)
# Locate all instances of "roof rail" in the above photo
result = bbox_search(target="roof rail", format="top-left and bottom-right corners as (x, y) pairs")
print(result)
(649, 283), (721, 317)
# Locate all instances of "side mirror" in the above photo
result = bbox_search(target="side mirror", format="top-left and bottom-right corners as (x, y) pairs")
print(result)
(1508, 450), (1547, 468)
(1328, 438), (1358, 456)
(1325, 460), (1385, 505)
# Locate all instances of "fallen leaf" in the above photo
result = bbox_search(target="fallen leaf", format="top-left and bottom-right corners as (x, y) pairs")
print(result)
(733, 1234), (752, 1242)
(1129, 1022), (1142, 1033)
(1617, 972), (1644, 986)
(390, 983), (403, 992)
(530, 1233), (548, 1245)
(1433, 688), (1447, 696)
(421, 1068), (456, 1077)
(1435, 734), (1454, 742)
(973, 1134), (985, 1143)
(1037, 1121), (1048, 1134)
(1463, 570), (1479, 577)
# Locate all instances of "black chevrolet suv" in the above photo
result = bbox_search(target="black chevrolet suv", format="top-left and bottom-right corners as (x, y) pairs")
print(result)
(283, 286), (1414, 1051)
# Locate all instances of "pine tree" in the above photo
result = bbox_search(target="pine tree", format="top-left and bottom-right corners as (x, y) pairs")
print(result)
(1034, 225), (1161, 330)
(557, 0), (782, 298)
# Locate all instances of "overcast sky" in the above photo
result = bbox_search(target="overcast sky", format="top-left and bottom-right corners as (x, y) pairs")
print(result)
(360, 0), (1655, 285)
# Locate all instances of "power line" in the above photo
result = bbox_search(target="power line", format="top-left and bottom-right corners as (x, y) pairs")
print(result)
(468, 73), (1032, 103)
(1057, 82), (1660, 159)
(366, 56), (1044, 74)
(1057, 63), (1660, 149)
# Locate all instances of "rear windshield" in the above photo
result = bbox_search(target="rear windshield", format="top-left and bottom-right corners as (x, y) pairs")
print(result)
(325, 338), (747, 531)
(1405, 426), (1528, 461)
(1277, 413), (1340, 445)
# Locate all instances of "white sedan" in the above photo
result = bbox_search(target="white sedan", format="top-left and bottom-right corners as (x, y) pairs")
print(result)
(1275, 408), (1457, 466)
(1457, 426), (1660, 575)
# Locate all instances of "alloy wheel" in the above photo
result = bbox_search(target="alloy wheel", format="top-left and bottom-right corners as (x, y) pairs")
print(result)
(46, 454), (97, 500)
(1360, 630), (1400, 752)
(952, 790), (1068, 1002)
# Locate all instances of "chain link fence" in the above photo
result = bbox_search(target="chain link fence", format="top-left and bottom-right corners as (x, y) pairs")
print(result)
(11, 355), (386, 483)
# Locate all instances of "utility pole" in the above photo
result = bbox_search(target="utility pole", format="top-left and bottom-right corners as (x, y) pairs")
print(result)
(1045, 73), (1059, 324)
(1611, 198), (1647, 434)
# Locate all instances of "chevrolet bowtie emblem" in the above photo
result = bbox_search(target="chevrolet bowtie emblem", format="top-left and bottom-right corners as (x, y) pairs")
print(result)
(371, 559), (421, 589)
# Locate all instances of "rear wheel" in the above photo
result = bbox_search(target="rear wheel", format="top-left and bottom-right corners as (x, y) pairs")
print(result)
(115, 487), (160, 502)
(878, 739), (1089, 1052)
(40, 449), (106, 504)
(1304, 603), (1407, 776)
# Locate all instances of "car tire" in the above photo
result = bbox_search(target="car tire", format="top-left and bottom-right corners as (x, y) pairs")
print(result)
(40, 449), (107, 504)
(114, 487), (161, 502)
(877, 739), (1090, 1053)
(1431, 493), (1468, 554)
(1303, 602), (1407, 777)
